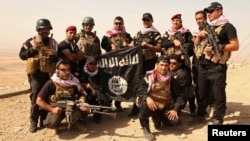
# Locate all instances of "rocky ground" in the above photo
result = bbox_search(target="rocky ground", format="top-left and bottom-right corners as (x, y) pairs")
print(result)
(0, 56), (249, 141)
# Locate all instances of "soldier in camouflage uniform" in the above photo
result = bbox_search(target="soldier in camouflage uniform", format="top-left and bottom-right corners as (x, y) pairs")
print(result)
(19, 18), (58, 133)
(76, 16), (102, 66)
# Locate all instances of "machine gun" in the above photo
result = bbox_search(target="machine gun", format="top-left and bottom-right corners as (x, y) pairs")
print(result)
(204, 22), (222, 60)
(173, 31), (191, 67)
(50, 97), (116, 129)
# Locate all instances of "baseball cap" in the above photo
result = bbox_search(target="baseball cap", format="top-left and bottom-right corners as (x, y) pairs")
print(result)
(204, 2), (223, 13)
(142, 13), (153, 20)
(157, 55), (169, 63)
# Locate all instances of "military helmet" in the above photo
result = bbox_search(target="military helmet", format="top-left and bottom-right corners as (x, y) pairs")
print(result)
(36, 18), (53, 31)
(82, 16), (95, 25)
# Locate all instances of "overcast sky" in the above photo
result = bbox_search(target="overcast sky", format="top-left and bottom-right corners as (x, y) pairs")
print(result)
(0, 0), (249, 62)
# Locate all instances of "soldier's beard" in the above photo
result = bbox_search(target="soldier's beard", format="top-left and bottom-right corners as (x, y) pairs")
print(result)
(38, 32), (50, 39)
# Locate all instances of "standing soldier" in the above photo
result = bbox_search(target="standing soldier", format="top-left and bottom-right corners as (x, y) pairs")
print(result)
(130, 12), (162, 75)
(161, 14), (196, 116)
(101, 16), (132, 52)
(101, 16), (133, 112)
(189, 2), (239, 125)
(76, 16), (101, 65)
(19, 18), (58, 133)
(193, 10), (215, 118)
(57, 25), (84, 77)
(129, 13), (162, 117)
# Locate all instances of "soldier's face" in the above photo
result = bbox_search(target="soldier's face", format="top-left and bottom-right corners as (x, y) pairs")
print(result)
(114, 20), (124, 31)
(169, 59), (181, 71)
(156, 61), (169, 75)
(86, 62), (98, 72)
(57, 64), (71, 80)
(83, 24), (93, 33)
(195, 13), (206, 27)
(171, 18), (182, 29)
(39, 28), (51, 37)
(207, 8), (222, 22)
(142, 19), (153, 28)
(66, 30), (76, 41)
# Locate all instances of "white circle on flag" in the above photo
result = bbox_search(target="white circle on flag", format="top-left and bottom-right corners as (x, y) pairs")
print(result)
(108, 76), (128, 95)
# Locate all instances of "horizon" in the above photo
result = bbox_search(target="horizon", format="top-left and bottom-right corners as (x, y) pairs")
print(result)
(0, 0), (249, 65)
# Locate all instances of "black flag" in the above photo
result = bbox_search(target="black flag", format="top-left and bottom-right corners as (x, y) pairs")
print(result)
(98, 46), (143, 102)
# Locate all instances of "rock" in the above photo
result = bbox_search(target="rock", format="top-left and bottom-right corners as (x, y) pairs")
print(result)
(14, 126), (23, 132)
(180, 133), (186, 139)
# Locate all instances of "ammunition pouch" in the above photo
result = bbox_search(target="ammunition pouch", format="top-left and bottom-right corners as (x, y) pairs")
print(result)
(39, 55), (57, 73)
(149, 94), (173, 110)
(26, 57), (39, 74)
(162, 46), (182, 56)
(110, 34), (127, 50)
(142, 48), (157, 60)
(39, 46), (57, 74)
(204, 50), (231, 65)
(194, 43), (204, 59)
(49, 83), (76, 102)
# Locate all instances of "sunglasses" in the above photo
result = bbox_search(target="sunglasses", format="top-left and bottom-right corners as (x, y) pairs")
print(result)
(170, 62), (177, 65)
(115, 22), (123, 25)
(84, 24), (94, 27)
(142, 19), (151, 22)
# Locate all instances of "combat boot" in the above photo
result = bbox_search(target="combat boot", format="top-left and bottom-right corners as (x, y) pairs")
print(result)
(29, 121), (37, 133)
(142, 127), (155, 141)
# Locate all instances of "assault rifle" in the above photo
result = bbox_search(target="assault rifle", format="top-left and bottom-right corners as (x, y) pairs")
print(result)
(173, 31), (191, 66)
(50, 99), (116, 129)
(204, 22), (222, 60)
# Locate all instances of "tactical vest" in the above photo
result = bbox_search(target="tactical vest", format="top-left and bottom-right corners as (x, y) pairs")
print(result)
(77, 31), (100, 57)
(195, 25), (231, 64)
(26, 35), (57, 74)
(149, 76), (173, 110)
(136, 32), (159, 60)
(49, 82), (78, 102)
(109, 33), (127, 50)
(162, 33), (182, 56)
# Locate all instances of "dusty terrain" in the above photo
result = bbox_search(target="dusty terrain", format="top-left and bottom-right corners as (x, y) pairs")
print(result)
(0, 56), (250, 141)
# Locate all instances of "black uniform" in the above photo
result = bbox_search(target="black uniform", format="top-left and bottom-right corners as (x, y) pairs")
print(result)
(196, 23), (237, 123)
(78, 68), (111, 123)
(57, 40), (81, 77)
(19, 36), (55, 131)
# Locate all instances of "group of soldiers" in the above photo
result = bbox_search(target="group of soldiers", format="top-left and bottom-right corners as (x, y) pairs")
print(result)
(19, 1), (239, 141)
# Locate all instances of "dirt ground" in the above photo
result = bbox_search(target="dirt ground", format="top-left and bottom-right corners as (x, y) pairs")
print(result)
(0, 56), (250, 141)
